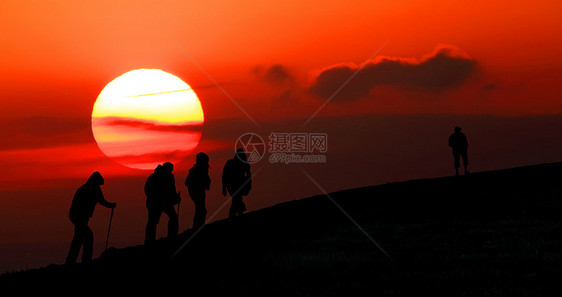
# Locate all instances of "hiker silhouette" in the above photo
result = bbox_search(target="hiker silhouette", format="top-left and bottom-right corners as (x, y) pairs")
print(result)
(144, 162), (180, 244)
(66, 172), (116, 264)
(185, 152), (211, 229)
(448, 126), (469, 176)
(222, 149), (252, 218)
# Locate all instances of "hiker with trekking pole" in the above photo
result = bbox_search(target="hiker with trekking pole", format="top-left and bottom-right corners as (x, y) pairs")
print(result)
(66, 171), (117, 264)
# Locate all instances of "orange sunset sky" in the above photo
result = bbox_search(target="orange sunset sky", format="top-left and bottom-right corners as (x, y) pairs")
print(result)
(1, 0), (562, 272)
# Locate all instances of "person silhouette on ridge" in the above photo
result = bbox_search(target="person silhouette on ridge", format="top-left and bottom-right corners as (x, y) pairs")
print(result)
(144, 162), (180, 244)
(222, 149), (252, 219)
(66, 171), (116, 264)
(448, 126), (469, 176)
(185, 152), (211, 230)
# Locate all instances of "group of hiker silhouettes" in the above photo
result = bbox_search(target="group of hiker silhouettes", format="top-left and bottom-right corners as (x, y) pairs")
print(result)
(66, 127), (469, 264)
(65, 148), (252, 264)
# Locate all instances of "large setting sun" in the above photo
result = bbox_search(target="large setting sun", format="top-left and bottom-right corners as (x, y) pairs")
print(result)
(91, 69), (204, 170)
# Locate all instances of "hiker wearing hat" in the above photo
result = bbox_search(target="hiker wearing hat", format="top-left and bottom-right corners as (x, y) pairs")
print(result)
(448, 126), (469, 176)
(185, 152), (211, 229)
(66, 172), (116, 264)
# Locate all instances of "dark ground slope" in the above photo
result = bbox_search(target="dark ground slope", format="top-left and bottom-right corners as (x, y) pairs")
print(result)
(2, 163), (562, 296)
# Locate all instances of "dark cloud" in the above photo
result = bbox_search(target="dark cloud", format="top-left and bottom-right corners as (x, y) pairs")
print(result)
(271, 90), (299, 111)
(265, 65), (293, 84)
(0, 116), (206, 151)
(97, 117), (203, 132)
(309, 45), (478, 102)
(0, 117), (93, 150)
(254, 64), (295, 85)
(252, 64), (300, 110)
(110, 150), (196, 165)
(481, 83), (497, 91)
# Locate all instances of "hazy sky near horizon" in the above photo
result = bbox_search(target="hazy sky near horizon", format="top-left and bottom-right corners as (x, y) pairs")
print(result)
(1, 0), (562, 272)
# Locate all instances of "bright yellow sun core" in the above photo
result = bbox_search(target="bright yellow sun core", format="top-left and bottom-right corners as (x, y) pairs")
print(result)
(91, 69), (204, 170)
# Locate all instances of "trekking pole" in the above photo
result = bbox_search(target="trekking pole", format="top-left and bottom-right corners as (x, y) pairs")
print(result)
(176, 191), (181, 228)
(105, 207), (115, 251)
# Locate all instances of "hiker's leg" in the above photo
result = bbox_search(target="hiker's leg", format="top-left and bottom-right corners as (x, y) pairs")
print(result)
(200, 200), (207, 224)
(462, 151), (469, 174)
(193, 197), (207, 229)
(238, 199), (246, 216)
(145, 208), (161, 244)
(228, 194), (237, 218)
(81, 225), (94, 263)
(164, 205), (178, 239)
(453, 151), (460, 176)
(232, 193), (245, 216)
(192, 202), (199, 229)
(66, 222), (83, 264)
(199, 193), (208, 225)
(229, 204), (236, 218)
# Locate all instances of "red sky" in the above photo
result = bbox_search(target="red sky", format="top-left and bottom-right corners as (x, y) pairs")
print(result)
(1, 0), (562, 272)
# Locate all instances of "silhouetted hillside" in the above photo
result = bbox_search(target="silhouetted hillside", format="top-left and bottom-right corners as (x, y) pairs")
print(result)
(2, 162), (562, 296)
